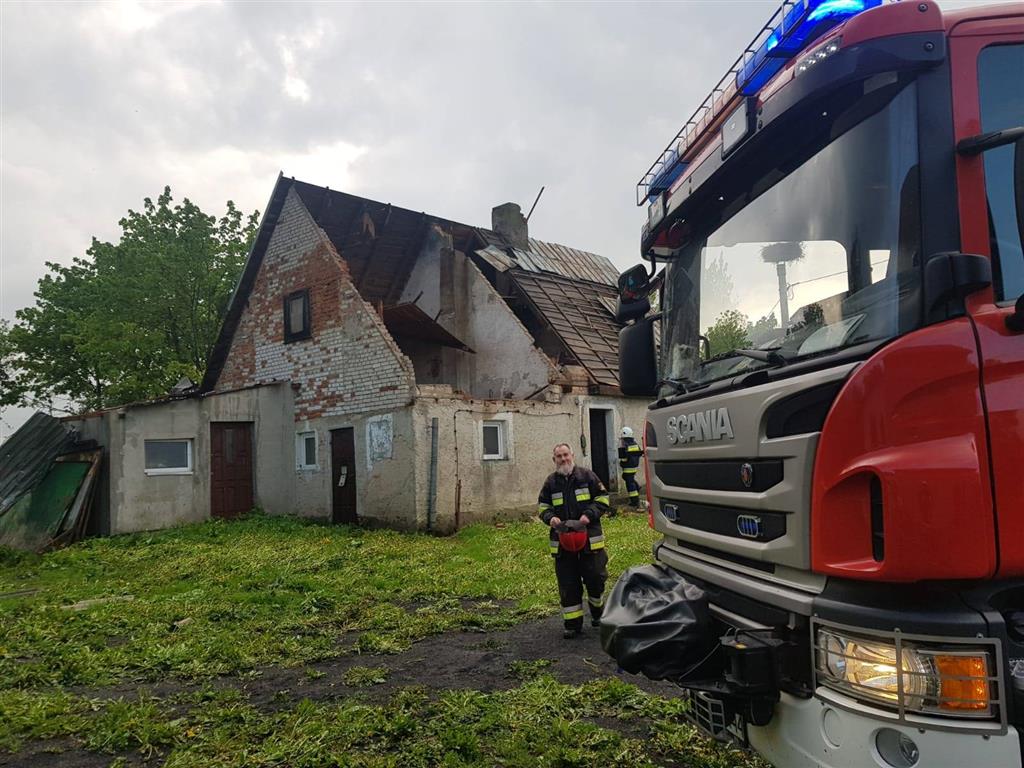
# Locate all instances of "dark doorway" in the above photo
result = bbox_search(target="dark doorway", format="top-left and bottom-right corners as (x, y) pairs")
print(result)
(330, 428), (358, 524)
(588, 409), (612, 488)
(210, 422), (254, 519)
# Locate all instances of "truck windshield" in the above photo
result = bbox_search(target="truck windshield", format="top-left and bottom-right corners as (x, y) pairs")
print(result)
(661, 82), (921, 388)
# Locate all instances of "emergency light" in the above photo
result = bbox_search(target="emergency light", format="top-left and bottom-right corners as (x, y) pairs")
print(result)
(737, 0), (883, 96)
(639, 0), (886, 207)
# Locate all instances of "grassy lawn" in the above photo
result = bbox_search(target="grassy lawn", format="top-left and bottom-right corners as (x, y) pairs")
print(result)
(0, 512), (762, 767)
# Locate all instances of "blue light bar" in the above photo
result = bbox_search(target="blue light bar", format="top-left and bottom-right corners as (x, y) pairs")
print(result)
(636, 0), (887, 207)
(737, 0), (882, 95)
(647, 150), (688, 203)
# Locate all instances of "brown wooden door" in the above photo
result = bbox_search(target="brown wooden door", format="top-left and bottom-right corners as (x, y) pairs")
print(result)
(210, 422), (254, 519)
(330, 428), (358, 524)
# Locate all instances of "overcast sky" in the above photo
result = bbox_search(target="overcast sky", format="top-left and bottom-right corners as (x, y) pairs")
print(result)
(0, 0), (1001, 439)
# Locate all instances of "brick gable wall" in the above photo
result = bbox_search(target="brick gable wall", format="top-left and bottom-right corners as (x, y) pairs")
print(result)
(216, 188), (416, 421)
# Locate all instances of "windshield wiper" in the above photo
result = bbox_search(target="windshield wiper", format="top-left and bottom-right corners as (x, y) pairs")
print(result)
(734, 347), (790, 366)
(705, 347), (790, 367)
(657, 377), (698, 394)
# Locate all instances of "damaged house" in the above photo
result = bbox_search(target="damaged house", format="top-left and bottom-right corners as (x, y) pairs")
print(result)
(68, 175), (648, 534)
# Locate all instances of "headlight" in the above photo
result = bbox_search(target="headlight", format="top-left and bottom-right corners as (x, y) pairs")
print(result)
(815, 629), (994, 718)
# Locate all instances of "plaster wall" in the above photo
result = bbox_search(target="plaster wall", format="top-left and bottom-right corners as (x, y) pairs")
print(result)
(397, 228), (552, 400)
(288, 405), (418, 529)
(411, 389), (650, 532)
(446, 251), (554, 399)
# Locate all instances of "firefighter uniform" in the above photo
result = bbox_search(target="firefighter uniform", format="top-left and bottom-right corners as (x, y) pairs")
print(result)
(618, 429), (644, 507)
(537, 466), (611, 634)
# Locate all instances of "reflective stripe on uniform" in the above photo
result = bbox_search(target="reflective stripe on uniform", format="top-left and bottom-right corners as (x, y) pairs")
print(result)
(574, 488), (591, 501)
(551, 492), (564, 507)
(549, 543), (560, 554)
(629, 491), (640, 498)
(589, 535), (605, 550)
(627, 445), (642, 453)
(622, 468), (638, 474)
(588, 594), (604, 607)
(538, 503), (552, 514)
(562, 604), (584, 620)
(594, 495), (610, 506)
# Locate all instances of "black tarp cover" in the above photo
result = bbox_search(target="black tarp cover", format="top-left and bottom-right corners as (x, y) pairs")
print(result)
(600, 563), (719, 681)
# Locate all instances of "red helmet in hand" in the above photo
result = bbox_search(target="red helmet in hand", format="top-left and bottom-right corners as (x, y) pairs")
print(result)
(556, 519), (588, 552)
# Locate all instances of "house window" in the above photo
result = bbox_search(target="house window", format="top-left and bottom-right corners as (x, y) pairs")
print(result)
(144, 439), (193, 475)
(482, 420), (506, 460)
(283, 289), (311, 343)
(296, 431), (318, 470)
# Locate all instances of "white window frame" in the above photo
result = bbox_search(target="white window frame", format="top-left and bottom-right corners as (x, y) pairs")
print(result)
(482, 420), (507, 461)
(295, 430), (318, 471)
(143, 439), (194, 476)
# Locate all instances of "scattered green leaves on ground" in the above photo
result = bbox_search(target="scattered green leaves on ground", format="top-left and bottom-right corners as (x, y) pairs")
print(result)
(343, 665), (391, 687)
(0, 512), (763, 767)
(0, 512), (657, 687)
(1, 677), (760, 768)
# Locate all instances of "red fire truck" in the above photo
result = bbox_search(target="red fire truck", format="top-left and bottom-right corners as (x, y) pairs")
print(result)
(613, 0), (1024, 765)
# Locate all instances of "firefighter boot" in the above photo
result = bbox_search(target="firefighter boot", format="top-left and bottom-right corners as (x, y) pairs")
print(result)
(588, 593), (604, 627)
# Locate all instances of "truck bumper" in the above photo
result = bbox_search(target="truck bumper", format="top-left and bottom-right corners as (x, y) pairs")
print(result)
(749, 691), (1022, 768)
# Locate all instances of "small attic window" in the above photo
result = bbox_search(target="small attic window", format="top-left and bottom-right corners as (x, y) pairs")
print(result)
(284, 289), (311, 343)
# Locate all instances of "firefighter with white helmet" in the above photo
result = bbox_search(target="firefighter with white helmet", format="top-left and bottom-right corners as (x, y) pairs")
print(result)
(618, 426), (644, 508)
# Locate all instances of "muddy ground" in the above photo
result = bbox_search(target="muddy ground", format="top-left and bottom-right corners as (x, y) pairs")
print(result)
(4, 615), (682, 767)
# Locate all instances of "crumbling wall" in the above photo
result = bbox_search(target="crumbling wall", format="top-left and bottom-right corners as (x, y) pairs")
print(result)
(447, 251), (555, 399)
(397, 227), (553, 399)
(216, 188), (416, 422)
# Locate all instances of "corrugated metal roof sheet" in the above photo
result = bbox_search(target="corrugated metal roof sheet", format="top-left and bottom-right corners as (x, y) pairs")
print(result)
(0, 412), (76, 515)
(508, 270), (621, 388)
(475, 240), (620, 286)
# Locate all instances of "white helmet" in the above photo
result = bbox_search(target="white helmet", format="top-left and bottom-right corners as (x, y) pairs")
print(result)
(620, 426), (634, 439)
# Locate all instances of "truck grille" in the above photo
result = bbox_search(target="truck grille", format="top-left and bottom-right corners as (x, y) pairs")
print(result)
(654, 459), (782, 492)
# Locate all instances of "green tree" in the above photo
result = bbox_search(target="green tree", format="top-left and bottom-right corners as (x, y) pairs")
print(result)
(6, 188), (259, 411)
(701, 252), (735, 327)
(704, 309), (750, 358)
(0, 320), (20, 408)
(748, 312), (779, 348)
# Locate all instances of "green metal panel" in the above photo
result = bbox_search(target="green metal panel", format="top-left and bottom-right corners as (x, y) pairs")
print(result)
(0, 462), (89, 551)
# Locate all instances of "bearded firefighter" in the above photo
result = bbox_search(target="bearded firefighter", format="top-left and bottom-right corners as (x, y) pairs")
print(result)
(537, 442), (611, 639)
(617, 426), (644, 508)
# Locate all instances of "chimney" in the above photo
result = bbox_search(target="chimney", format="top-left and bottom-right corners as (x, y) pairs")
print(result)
(491, 202), (529, 250)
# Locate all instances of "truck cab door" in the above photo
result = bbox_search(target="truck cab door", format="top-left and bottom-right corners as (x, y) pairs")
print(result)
(950, 20), (1024, 576)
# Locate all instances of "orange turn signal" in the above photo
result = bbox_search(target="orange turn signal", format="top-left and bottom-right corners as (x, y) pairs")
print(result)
(935, 654), (989, 711)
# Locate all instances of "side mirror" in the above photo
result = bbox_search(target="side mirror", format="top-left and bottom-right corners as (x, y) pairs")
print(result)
(615, 264), (663, 323)
(617, 264), (652, 301)
(924, 252), (991, 322)
(619, 317), (659, 396)
(615, 294), (650, 324)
